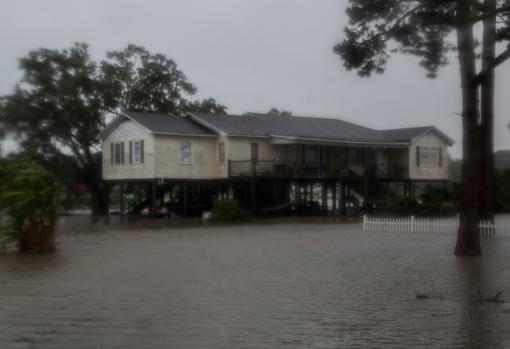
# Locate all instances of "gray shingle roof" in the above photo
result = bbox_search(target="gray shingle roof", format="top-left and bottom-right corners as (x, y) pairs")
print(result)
(124, 111), (215, 136)
(102, 111), (452, 145)
(381, 126), (454, 145)
(380, 127), (434, 143)
(189, 112), (389, 143)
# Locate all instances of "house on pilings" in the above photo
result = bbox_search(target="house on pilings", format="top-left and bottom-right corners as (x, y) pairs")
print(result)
(100, 111), (454, 216)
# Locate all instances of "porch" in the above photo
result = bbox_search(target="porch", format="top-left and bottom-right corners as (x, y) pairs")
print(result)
(227, 143), (409, 180)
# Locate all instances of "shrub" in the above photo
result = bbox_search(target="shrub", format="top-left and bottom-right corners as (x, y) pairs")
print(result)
(0, 158), (58, 253)
(209, 199), (249, 223)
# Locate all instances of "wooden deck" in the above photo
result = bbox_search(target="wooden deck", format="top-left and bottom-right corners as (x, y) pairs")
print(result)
(228, 160), (407, 180)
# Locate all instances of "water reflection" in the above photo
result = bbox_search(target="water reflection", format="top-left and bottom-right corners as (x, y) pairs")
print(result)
(455, 257), (486, 348)
(455, 241), (510, 348)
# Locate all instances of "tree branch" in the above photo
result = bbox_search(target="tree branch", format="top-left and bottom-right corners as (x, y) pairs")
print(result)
(472, 6), (510, 23)
(474, 44), (510, 85)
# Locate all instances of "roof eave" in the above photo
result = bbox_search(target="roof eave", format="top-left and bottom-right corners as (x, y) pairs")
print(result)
(270, 135), (409, 147)
(120, 111), (154, 134)
(152, 131), (217, 138)
(410, 127), (455, 146)
(186, 112), (227, 136)
(98, 114), (128, 140)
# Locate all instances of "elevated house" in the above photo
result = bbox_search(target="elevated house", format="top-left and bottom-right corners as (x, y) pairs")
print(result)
(100, 111), (453, 216)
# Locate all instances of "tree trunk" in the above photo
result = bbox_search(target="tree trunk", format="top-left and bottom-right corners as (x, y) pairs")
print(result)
(454, 0), (482, 256)
(18, 212), (56, 253)
(89, 180), (111, 216)
(479, 0), (497, 223)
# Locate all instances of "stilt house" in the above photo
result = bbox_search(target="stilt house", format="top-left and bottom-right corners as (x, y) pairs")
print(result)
(100, 111), (453, 215)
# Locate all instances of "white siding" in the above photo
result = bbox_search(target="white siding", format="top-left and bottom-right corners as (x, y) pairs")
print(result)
(227, 136), (276, 161)
(102, 121), (155, 180)
(153, 134), (225, 179)
(409, 131), (449, 180)
(102, 122), (450, 181)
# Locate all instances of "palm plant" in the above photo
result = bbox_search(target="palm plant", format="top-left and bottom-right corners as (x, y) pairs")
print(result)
(0, 158), (58, 253)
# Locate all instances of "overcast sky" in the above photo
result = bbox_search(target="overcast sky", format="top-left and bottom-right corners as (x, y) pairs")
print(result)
(1, 0), (509, 158)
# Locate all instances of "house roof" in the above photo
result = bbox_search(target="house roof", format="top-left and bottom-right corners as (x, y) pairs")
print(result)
(101, 111), (453, 146)
(189, 112), (453, 145)
(124, 111), (215, 136)
(99, 111), (216, 139)
(189, 112), (389, 143)
(381, 126), (454, 145)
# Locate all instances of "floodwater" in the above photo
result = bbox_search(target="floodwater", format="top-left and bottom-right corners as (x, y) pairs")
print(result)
(1, 216), (510, 348)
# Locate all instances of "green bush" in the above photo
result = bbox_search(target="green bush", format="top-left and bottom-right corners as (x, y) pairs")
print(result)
(209, 199), (249, 223)
(0, 158), (58, 253)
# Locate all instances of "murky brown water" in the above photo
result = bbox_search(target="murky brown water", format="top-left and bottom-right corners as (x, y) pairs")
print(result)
(1, 216), (510, 348)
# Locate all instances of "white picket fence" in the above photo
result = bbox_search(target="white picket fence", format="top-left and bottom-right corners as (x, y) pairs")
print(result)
(362, 215), (510, 237)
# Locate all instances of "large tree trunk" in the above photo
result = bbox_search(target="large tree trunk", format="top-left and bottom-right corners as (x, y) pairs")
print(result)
(89, 180), (111, 216)
(479, 0), (497, 223)
(80, 154), (112, 216)
(454, 0), (482, 256)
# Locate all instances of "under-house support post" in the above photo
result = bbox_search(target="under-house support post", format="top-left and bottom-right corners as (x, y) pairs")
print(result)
(322, 180), (328, 215)
(332, 181), (337, 215)
(119, 182), (125, 219)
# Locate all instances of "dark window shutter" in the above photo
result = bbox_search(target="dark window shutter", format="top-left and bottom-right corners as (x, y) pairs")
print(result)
(129, 141), (133, 164)
(110, 143), (114, 165)
(416, 147), (421, 167)
(141, 140), (144, 164)
(121, 142), (125, 164)
(438, 147), (442, 167)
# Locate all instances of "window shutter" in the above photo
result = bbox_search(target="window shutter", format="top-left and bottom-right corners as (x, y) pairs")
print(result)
(121, 142), (125, 164)
(438, 147), (443, 167)
(140, 140), (144, 164)
(110, 143), (114, 165)
(416, 147), (421, 167)
(129, 141), (133, 164)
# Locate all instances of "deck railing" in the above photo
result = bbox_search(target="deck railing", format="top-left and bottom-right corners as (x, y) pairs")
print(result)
(228, 160), (409, 179)
(367, 164), (408, 180)
(228, 160), (357, 178)
(362, 215), (510, 237)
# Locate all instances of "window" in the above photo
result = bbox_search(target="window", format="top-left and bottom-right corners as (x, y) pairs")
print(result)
(250, 143), (259, 161)
(348, 148), (365, 166)
(110, 142), (125, 165)
(129, 140), (144, 164)
(218, 143), (225, 163)
(179, 141), (192, 164)
(417, 147), (442, 167)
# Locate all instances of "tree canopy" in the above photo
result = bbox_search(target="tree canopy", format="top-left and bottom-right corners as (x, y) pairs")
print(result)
(268, 108), (292, 116)
(185, 98), (227, 114)
(335, 0), (510, 79)
(0, 43), (227, 214)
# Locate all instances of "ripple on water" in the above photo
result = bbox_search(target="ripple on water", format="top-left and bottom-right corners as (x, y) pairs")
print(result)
(0, 215), (509, 348)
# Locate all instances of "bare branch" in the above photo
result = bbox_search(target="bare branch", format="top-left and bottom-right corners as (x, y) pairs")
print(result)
(472, 6), (510, 23)
(474, 44), (510, 85)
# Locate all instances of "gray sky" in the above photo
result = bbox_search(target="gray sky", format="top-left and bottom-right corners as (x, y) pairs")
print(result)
(1, 0), (509, 158)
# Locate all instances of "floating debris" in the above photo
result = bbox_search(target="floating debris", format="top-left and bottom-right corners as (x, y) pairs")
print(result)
(416, 293), (431, 299)
(477, 290), (505, 304)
